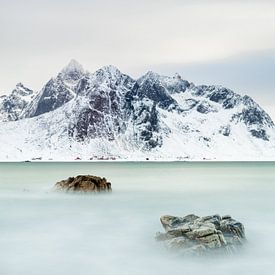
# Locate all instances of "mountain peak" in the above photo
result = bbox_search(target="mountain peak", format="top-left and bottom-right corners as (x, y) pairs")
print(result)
(137, 71), (161, 85)
(13, 83), (33, 96)
(61, 59), (84, 75)
(93, 65), (125, 83)
(144, 71), (160, 79)
(60, 59), (85, 82)
(97, 65), (122, 76)
(173, 73), (182, 80)
(15, 82), (25, 88)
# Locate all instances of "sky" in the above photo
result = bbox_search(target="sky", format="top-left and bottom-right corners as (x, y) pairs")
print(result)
(0, 0), (274, 119)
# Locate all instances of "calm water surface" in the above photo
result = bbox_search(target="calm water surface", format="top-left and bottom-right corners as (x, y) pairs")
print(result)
(0, 162), (274, 275)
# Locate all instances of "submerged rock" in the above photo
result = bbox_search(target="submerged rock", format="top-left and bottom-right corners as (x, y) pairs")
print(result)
(156, 214), (245, 255)
(55, 175), (112, 192)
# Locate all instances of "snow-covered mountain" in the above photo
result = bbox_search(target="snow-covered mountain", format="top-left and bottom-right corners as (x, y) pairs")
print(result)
(0, 83), (34, 122)
(0, 60), (274, 160)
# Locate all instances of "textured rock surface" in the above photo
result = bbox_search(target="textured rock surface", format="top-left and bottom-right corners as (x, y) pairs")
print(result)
(156, 214), (245, 255)
(55, 175), (111, 192)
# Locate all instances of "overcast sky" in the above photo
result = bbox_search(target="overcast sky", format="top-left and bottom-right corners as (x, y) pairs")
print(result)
(0, 0), (274, 119)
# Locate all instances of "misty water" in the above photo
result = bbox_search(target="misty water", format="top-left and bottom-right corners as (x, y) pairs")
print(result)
(0, 162), (275, 275)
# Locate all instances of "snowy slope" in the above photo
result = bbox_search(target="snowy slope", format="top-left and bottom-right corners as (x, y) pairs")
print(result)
(0, 61), (274, 161)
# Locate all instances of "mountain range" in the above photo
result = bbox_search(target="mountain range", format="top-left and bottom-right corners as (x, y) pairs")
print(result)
(0, 59), (274, 160)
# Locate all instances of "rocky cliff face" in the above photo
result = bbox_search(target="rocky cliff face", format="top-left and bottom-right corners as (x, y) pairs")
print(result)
(0, 60), (274, 160)
(21, 59), (85, 118)
(68, 65), (135, 142)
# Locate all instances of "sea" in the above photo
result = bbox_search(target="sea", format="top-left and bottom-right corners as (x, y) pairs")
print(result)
(0, 161), (274, 275)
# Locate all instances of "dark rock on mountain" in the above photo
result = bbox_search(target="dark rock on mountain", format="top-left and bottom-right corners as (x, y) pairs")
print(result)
(250, 129), (269, 141)
(164, 74), (190, 94)
(229, 96), (274, 141)
(192, 85), (242, 110)
(191, 85), (207, 97)
(156, 214), (245, 256)
(30, 78), (75, 117)
(55, 175), (111, 192)
(238, 106), (274, 127)
(208, 87), (238, 106)
(137, 72), (178, 110)
(196, 101), (217, 114)
(223, 95), (242, 109)
(219, 125), (231, 136)
(133, 102), (162, 149)
(234, 96), (274, 128)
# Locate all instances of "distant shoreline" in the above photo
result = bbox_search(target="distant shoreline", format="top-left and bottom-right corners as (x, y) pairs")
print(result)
(0, 159), (275, 163)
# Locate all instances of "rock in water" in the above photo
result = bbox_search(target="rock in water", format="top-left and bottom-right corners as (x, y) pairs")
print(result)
(55, 175), (112, 192)
(156, 214), (245, 255)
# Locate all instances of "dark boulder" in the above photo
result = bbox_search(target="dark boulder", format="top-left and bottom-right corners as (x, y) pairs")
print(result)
(55, 175), (112, 192)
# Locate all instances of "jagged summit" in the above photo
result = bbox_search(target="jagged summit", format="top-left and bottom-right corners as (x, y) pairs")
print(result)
(174, 73), (181, 78)
(138, 71), (161, 84)
(98, 64), (122, 74)
(60, 59), (85, 82)
(21, 60), (86, 118)
(92, 65), (128, 84)
(61, 59), (84, 74)
(0, 83), (34, 121)
(15, 82), (25, 88)
(14, 83), (34, 96)
(95, 64), (121, 75)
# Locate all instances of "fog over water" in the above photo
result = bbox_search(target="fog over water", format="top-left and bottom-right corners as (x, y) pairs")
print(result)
(0, 162), (275, 275)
